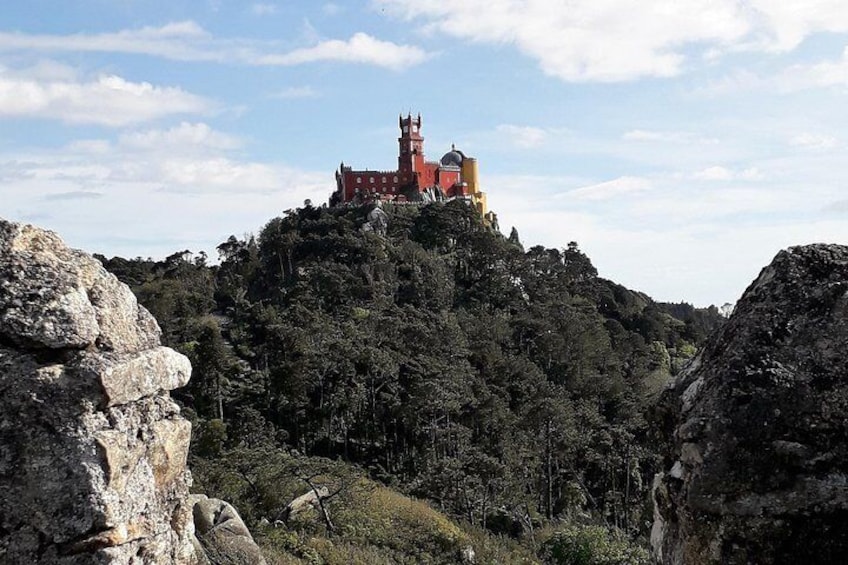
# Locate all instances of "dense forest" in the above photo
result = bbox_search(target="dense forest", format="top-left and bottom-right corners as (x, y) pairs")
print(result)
(97, 200), (724, 564)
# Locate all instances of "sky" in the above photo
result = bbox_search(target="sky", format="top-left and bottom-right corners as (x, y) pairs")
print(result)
(3, 1), (848, 307)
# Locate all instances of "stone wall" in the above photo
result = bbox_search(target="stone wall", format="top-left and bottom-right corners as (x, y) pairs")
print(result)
(0, 220), (197, 563)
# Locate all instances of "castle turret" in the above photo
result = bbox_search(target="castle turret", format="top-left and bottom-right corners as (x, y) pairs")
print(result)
(398, 113), (425, 177)
(460, 157), (486, 215)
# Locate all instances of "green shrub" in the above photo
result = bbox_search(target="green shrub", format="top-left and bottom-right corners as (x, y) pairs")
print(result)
(539, 524), (649, 565)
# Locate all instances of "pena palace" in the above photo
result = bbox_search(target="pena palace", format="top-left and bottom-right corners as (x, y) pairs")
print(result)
(330, 114), (493, 221)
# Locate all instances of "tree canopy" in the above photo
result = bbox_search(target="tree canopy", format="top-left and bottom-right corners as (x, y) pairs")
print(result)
(99, 201), (724, 562)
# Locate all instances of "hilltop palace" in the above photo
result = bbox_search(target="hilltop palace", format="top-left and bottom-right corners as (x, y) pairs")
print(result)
(330, 113), (494, 222)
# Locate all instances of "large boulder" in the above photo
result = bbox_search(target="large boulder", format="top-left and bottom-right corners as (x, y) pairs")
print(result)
(191, 495), (267, 565)
(652, 244), (848, 564)
(0, 220), (197, 563)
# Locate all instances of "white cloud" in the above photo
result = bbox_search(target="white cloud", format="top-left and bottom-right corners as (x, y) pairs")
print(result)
(790, 132), (838, 149)
(735, 167), (764, 181)
(0, 69), (212, 126)
(66, 139), (112, 154)
(0, 22), (218, 62)
(269, 86), (320, 99)
(775, 46), (848, 91)
(690, 166), (763, 181)
(704, 44), (848, 95)
(622, 129), (719, 145)
(251, 3), (278, 15)
(693, 166), (734, 181)
(496, 124), (549, 148)
(690, 69), (766, 97)
(375, 0), (848, 82)
(1, 126), (329, 261)
(254, 32), (429, 70)
(566, 176), (652, 200)
(0, 22), (430, 71)
(159, 158), (285, 192)
(119, 122), (242, 152)
(743, 0), (848, 52)
(323, 3), (343, 16)
(3, 123), (323, 195)
(488, 164), (843, 306)
(44, 190), (103, 201)
(826, 199), (848, 213)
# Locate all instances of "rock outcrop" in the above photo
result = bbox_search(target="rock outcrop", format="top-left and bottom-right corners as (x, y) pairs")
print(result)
(652, 244), (848, 564)
(191, 495), (267, 565)
(0, 220), (196, 563)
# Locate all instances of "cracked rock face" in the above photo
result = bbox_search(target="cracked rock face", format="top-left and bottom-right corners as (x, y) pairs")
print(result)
(0, 220), (196, 563)
(652, 244), (848, 565)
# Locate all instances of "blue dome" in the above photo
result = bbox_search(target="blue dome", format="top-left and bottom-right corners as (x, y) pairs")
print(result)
(440, 147), (463, 168)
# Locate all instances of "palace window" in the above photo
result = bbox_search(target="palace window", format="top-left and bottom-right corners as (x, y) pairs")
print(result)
(382, 177), (386, 183)
(369, 177), (375, 183)
(357, 178), (362, 184)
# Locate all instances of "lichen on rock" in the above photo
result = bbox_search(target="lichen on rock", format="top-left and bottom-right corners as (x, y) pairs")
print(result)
(0, 219), (197, 563)
(652, 244), (848, 564)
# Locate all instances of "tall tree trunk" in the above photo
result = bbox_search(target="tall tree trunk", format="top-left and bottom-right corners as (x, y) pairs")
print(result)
(624, 450), (631, 530)
(287, 248), (293, 281)
(546, 420), (553, 520)
(216, 373), (224, 422)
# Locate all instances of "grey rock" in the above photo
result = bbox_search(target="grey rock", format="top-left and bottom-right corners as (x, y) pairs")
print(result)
(280, 485), (329, 522)
(78, 347), (192, 407)
(0, 220), (161, 351)
(365, 203), (389, 236)
(652, 244), (848, 565)
(0, 219), (197, 564)
(191, 495), (267, 565)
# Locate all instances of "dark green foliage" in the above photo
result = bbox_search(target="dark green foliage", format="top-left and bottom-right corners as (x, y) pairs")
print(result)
(97, 250), (216, 345)
(99, 201), (722, 560)
(540, 524), (649, 565)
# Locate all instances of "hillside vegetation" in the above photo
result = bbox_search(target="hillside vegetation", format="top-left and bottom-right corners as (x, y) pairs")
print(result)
(97, 201), (723, 563)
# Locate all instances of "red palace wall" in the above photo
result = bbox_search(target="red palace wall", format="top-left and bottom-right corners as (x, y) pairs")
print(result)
(341, 170), (408, 201)
(336, 114), (466, 203)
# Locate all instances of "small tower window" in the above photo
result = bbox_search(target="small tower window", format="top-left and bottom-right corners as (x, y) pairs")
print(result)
(382, 177), (386, 183)
(357, 178), (362, 184)
(393, 176), (398, 183)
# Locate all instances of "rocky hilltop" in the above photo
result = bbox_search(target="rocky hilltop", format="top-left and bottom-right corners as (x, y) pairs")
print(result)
(0, 220), (196, 563)
(653, 244), (848, 564)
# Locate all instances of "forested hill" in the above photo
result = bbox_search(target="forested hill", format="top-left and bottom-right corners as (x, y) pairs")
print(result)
(97, 200), (724, 562)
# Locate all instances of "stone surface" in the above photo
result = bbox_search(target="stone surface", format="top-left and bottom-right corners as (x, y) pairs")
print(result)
(0, 221), (161, 352)
(0, 219), (197, 563)
(652, 244), (848, 565)
(78, 347), (192, 407)
(191, 495), (267, 565)
(281, 485), (330, 522)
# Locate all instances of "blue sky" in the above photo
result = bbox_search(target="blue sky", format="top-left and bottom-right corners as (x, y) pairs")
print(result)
(3, 1), (848, 306)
